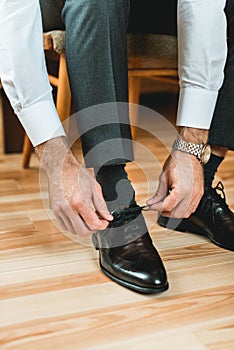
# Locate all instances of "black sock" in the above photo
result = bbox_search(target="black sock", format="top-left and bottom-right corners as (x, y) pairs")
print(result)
(95, 164), (136, 212)
(204, 154), (224, 189)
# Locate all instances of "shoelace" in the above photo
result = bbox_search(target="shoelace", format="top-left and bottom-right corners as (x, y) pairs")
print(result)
(109, 204), (143, 227)
(110, 204), (148, 217)
(214, 181), (226, 202)
(209, 181), (231, 212)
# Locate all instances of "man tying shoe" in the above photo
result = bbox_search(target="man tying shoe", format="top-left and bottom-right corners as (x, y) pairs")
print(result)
(0, 0), (229, 294)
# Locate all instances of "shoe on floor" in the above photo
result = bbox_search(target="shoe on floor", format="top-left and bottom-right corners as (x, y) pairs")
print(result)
(93, 204), (169, 294)
(158, 182), (234, 251)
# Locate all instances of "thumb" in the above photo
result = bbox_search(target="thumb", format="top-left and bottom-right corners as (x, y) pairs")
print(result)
(160, 188), (179, 213)
(147, 175), (168, 206)
(146, 188), (178, 212)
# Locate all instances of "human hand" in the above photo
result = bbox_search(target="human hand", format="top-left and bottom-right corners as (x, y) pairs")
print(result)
(36, 137), (113, 236)
(146, 150), (204, 218)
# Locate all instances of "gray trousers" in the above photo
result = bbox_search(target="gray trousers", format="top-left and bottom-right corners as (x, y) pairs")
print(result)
(40, 0), (234, 166)
(209, 0), (234, 150)
(40, 0), (133, 168)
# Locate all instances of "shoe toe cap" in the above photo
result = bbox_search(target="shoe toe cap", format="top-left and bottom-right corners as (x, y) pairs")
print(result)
(114, 255), (168, 291)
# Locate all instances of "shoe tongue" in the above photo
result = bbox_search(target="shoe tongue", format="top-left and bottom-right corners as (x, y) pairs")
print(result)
(209, 186), (229, 211)
(204, 186), (211, 193)
(205, 185), (225, 201)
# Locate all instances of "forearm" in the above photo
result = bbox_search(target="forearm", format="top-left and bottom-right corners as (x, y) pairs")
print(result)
(35, 136), (80, 176)
(178, 127), (208, 143)
(177, 0), (227, 129)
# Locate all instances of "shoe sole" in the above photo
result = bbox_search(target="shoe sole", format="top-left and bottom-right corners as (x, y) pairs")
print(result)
(99, 262), (169, 295)
(158, 216), (234, 251)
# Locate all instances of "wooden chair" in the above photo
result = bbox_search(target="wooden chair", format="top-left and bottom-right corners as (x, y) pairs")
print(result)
(22, 31), (178, 167)
(127, 34), (178, 134)
(128, 33), (178, 100)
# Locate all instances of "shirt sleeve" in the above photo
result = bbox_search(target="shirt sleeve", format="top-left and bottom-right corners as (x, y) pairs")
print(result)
(177, 0), (227, 129)
(0, 0), (65, 146)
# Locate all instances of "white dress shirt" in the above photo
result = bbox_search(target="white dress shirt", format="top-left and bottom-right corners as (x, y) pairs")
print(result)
(0, 0), (227, 146)
(177, 0), (227, 129)
(0, 0), (65, 146)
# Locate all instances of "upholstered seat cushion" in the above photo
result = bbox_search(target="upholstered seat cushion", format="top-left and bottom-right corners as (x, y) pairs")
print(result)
(44, 30), (178, 69)
(127, 34), (177, 60)
(43, 30), (65, 55)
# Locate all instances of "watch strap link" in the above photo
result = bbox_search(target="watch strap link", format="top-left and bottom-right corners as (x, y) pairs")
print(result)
(172, 138), (203, 160)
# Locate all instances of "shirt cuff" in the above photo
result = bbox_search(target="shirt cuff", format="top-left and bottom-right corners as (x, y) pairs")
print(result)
(176, 87), (218, 129)
(18, 100), (66, 146)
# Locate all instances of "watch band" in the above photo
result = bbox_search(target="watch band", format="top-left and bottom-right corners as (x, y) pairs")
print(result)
(172, 138), (204, 161)
(172, 138), (211, 164)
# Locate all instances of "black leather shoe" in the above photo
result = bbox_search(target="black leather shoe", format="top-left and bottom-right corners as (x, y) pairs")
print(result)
(92, 204), (168, 294)
(158, 182), (234, 251)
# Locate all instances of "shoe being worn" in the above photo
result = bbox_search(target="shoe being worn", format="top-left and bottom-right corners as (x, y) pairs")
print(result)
(92, 204), (168, 294)
(158, 182), (234, 251)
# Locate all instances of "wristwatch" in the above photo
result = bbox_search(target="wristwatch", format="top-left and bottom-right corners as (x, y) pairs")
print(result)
(172, 138), (211, 165)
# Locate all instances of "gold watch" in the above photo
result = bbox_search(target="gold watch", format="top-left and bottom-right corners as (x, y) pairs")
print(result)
(172, 138), (211, 165)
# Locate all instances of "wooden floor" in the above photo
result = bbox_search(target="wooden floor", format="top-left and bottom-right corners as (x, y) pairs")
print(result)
(0, 95), (234, 350)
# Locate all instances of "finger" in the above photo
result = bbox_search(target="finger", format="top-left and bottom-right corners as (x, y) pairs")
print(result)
(65, 209), (92, 236)
(148, 200), (165, 212)
(163, 196), (194, 218)
(172, 187), (203, 218)
(92, 185), (113, 221)
(60, 202), (93, 236)
(54, 197), (93, 235)
(182, 198), (200, 218)
(149, 187), (179, 212)
(163, 187), (181, 211)
(160, 210), (173, 218)
(161, 197), (196, 218)
(146, 174), (168, 206)
(55, 215), (67, 232)
(55, 210), (78, 234)
(74, 200), (110, 231)
(60, 214), (77, 234)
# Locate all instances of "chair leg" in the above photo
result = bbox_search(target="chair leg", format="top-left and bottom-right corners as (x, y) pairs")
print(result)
(22, 134), (33, 169)
(128, 76), (141, 138)
(56, 52), (71, 124)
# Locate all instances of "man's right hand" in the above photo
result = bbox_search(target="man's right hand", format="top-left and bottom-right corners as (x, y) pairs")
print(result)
(35, 137), (113, 236)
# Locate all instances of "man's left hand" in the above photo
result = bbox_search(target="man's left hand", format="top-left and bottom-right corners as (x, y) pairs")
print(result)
(146, 150), (204, 218)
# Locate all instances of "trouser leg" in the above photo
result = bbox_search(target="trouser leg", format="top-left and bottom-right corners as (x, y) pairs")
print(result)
(209, 0), (234, 150)
(39, 0), (135, 211)
(62, 0), (133, 168)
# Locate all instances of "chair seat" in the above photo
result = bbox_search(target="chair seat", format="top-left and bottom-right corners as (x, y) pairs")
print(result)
(127, 34), (178, 68)
(43, 30), (65, 54)
(44, 30), (178, 66)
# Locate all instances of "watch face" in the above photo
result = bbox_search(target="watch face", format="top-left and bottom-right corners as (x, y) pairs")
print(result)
(200, 144), (211, 164)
